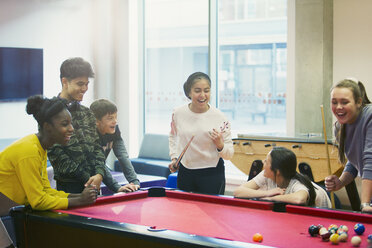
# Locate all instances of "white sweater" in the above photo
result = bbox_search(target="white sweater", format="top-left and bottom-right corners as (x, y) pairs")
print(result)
(169, 104), (234, 169)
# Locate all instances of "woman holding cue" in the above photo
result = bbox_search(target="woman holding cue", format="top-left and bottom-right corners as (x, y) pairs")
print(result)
(168, 72), (234, 195)
(325, 78), (372, 213)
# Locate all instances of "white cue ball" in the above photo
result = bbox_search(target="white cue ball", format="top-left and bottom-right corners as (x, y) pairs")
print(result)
(351, 236), (361, 247)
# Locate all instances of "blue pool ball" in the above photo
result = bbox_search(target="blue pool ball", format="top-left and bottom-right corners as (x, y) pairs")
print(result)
(367, 234), (372, 244)
(354, 223), (365, 235)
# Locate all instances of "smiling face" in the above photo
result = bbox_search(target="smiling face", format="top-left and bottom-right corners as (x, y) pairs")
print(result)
(60, 76), (89, 102)
(189, 78), (211, 113)
(331, 87), (362, 124)
(96, 112), (117, 135)
(47, 109), (74, 146)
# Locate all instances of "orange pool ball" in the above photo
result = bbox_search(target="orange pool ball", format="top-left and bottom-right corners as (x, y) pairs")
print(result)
(253, 233), (263, 242)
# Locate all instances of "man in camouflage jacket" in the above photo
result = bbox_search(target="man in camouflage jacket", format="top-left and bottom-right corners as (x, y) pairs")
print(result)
(48, 57), (106, 193)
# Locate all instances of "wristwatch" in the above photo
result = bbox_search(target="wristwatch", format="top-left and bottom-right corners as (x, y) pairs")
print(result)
(360, 202), (371, 210)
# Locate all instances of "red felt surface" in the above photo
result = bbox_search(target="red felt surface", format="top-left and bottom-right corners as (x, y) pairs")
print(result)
(57, 191), (372, 248)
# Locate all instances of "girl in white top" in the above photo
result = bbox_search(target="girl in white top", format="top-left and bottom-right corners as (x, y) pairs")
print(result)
(169, 72), (234, 195)
(234, 147), (331, 208)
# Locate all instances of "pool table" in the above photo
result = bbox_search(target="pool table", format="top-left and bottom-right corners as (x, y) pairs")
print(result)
(10, 188), (372, 248)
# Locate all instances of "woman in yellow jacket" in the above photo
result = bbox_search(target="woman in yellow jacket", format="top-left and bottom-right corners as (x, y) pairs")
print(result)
(0, 95), (97, 248)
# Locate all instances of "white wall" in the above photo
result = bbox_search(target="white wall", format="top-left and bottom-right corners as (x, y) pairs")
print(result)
(0, 0), (95, 139)
(334, 0), (372, 96)
(0, 0), (140, 157)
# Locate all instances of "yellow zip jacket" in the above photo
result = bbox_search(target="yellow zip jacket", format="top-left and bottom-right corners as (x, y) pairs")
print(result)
(0, 134), (69, 210)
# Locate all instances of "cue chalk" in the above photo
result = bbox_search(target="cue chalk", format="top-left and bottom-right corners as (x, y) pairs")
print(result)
(320, 105), (336, 209)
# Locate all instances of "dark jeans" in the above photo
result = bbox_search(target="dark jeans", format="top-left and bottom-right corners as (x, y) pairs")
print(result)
(56, 181), (85, 194)
(177, 158), (225, 195)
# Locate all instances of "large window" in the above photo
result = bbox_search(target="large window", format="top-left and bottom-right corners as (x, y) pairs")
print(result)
(144, 0), (287, 136)
(218, 0), (287, 136)
(144, 0), (209, 134)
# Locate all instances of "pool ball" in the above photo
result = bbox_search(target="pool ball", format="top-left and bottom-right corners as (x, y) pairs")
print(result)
(308, 225), (319, 237)
(319, 227), (328, 235)
(337, 232), (348, 242)
(368, 234), (372, 244)
(351, 236), (362, 247)
(330, 233), (339, 244)
(337, 225), (348, 234)
(321, 231), (331, 242)
(328, 224), (338, 230)
(329, 226), (338, 234)
(253, 233), (263, 242)
(354, 223), (365, 235)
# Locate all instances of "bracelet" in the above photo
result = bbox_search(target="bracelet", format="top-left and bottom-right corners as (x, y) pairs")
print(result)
(360, 202), (371, 210)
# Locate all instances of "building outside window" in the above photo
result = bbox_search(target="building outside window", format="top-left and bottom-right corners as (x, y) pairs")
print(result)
(144, 0), (209, 133)
(144, 0), (287, 137)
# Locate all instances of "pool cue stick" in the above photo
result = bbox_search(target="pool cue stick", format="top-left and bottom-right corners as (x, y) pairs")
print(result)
(173, 135), (195, 170)
(320, 105), (336, 209)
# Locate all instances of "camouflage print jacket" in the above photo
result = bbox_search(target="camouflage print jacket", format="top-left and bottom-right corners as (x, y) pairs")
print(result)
(47, 102), (106, 184)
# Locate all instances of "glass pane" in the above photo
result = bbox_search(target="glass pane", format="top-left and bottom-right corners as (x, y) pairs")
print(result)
(218, 0), (287, 136)
(145, 0), (209, 134)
